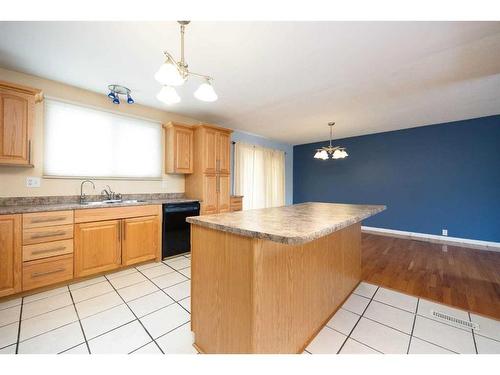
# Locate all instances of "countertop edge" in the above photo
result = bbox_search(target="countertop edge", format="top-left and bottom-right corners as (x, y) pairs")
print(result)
(0, 199), (200, 215)
(187, 205), (386, 245)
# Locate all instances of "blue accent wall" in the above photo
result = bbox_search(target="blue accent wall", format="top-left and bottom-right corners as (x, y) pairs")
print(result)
(293, 115), (500, 242)
(231, 130), (293, 205)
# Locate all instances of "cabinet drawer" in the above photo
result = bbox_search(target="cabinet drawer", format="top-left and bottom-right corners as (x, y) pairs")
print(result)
(23, 224), (73, 245)
(23, 210), (74, 229)
(22, 254), (73, 291)
(23, 239), (73, 262)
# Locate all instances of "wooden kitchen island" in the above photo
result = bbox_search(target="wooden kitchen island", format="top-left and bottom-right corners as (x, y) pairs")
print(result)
(187, 202), (385, 354)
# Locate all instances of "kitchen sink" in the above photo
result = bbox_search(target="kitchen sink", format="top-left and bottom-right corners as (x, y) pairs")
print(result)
(80, 199), (146, 206)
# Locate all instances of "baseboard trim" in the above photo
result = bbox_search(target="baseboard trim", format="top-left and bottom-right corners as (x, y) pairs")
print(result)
(361, 226), (500, 253)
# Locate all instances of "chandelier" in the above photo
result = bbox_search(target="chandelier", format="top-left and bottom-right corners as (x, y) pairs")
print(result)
(313, 122), (348, 160)
(155, 21), (217, 105)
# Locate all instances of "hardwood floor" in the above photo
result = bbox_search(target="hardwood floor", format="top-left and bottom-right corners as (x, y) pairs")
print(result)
(362, 233), (500, 320)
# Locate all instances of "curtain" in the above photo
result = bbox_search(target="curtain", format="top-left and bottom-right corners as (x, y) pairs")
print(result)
(234, 142), (285, 210)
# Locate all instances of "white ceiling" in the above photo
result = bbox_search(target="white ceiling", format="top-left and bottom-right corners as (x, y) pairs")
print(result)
(1, 21), (500, 145)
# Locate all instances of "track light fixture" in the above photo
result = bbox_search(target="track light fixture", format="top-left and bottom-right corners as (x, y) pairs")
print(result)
(107, 85), (134, 105)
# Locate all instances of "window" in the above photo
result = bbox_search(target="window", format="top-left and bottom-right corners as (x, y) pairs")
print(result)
(44, 99), (162, 179)
(234, 142), (285, 210)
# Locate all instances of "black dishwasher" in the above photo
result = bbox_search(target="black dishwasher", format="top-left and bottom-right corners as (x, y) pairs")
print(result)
(162, 202), (200, 259)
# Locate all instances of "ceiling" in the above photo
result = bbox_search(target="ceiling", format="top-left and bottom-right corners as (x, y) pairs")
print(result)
(1, 21), (500, 145)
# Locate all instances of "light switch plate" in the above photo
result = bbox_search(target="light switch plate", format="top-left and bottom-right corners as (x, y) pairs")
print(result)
(442, 229), (448, 236)
(26, 177), (41, 188)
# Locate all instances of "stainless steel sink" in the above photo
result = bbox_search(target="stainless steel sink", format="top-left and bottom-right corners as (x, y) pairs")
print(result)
(80, 199), (146, 206)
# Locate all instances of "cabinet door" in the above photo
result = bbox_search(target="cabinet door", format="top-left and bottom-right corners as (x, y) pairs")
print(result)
(0, 91), (32, 165)
(174, 127), (193, 173)
(202, 174), (218, 214)
(217, 132), (231, 174)
(74, 220), (122, 278)
(0, 214), (22, 297)
(122, 216), (159, 266)
(203, 128), (218, 174)
(217, 174), (231, 213)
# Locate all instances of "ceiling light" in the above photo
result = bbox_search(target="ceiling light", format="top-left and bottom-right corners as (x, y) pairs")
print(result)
(155, 21), (217, 104)
(107, 84), (134, 105)
(157, 85), (181, 105)
(194, 79), (218, 102)
(154, 56), (186, 86)
(313, 122), (349, 160)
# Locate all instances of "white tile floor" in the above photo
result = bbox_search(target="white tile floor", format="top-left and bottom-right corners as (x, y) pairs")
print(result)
(1, 255), (499, 354)
(305, 282), (500, 354)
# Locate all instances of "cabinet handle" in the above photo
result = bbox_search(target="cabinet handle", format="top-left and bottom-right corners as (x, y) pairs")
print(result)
(30, 217), (66, 224)
(31, 246), (66, 255)
(31, 230), (66, 239)
(123, 223), (126, 241)
(32, 268), (65, 278)
(28, 140), (32, 164)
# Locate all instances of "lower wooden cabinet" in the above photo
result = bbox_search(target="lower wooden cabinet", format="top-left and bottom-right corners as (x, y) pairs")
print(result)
(23, 254), (73, 291)
(122, 215), (159, 266)
(74, 219), (122, 278)
(0, 214), (22, 297)
(202, 174), (218, 214)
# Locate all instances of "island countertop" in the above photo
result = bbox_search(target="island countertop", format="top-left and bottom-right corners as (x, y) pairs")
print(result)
(186, 202), (386, 245)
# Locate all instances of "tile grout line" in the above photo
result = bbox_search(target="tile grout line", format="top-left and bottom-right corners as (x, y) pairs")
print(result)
(138, 263), (191, 315)
(14, 296), (23, 354)
(104, 274), (165, 354)
(336, 285), (380, 354)
(68, 287), (91, 354)
(406, 298), (419, 354)
(136, 271), (191, 316)
(469, 312), (478, 354)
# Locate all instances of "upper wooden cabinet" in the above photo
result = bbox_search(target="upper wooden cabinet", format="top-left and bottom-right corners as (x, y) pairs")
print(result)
(0, 81), (43, 167)
(217, 131), (231, 174)
(185, 124), (233, 214)
(164, 122), (193, 174)
(0, 214), (22, 297)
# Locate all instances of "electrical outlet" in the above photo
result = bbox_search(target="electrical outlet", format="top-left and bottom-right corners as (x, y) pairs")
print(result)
(442, 229), (448, 236)
(26, 177), (41, 188)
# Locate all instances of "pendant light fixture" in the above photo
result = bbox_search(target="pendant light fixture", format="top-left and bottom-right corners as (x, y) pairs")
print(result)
(313, 122), (348, 160)
(155, 21), (218, 105)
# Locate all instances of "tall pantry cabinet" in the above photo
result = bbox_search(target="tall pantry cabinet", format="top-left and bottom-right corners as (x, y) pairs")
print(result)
(185, 124), (232, 215)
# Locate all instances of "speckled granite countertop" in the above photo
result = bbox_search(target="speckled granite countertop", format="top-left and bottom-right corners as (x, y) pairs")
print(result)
(186, 202), (386, 245)
(0, 194), (199, 215)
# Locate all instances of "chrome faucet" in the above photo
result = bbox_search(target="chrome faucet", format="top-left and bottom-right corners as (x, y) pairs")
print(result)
(101, 185), (122, 201)
(80, 180), (95, 204)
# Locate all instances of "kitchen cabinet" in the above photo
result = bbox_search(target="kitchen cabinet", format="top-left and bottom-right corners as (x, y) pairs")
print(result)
(74, 205), (162, 278)
(74, 220), (122, 278)
(218, 174), (231, 213)
(217, 131), (231, 174)
(230, 196), (243, 212)
(0, 214), (22, 297)
(164, 122), (193, 174)
(202, 174), (218, 214)
(0, 81), (43, 166)
(122, 215), (159, 266)
(185, 124), (233, 214)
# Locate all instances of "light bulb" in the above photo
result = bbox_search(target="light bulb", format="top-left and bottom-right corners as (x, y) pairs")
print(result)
(194, 80), (218, 102)
(155, 59), (185, 86)
(341, 150), (348, 158)
(332, 149), (343, 159)
(314, 150), (322, 159)
(157, 86), (181, 105)
(319, 150), (329, 160)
